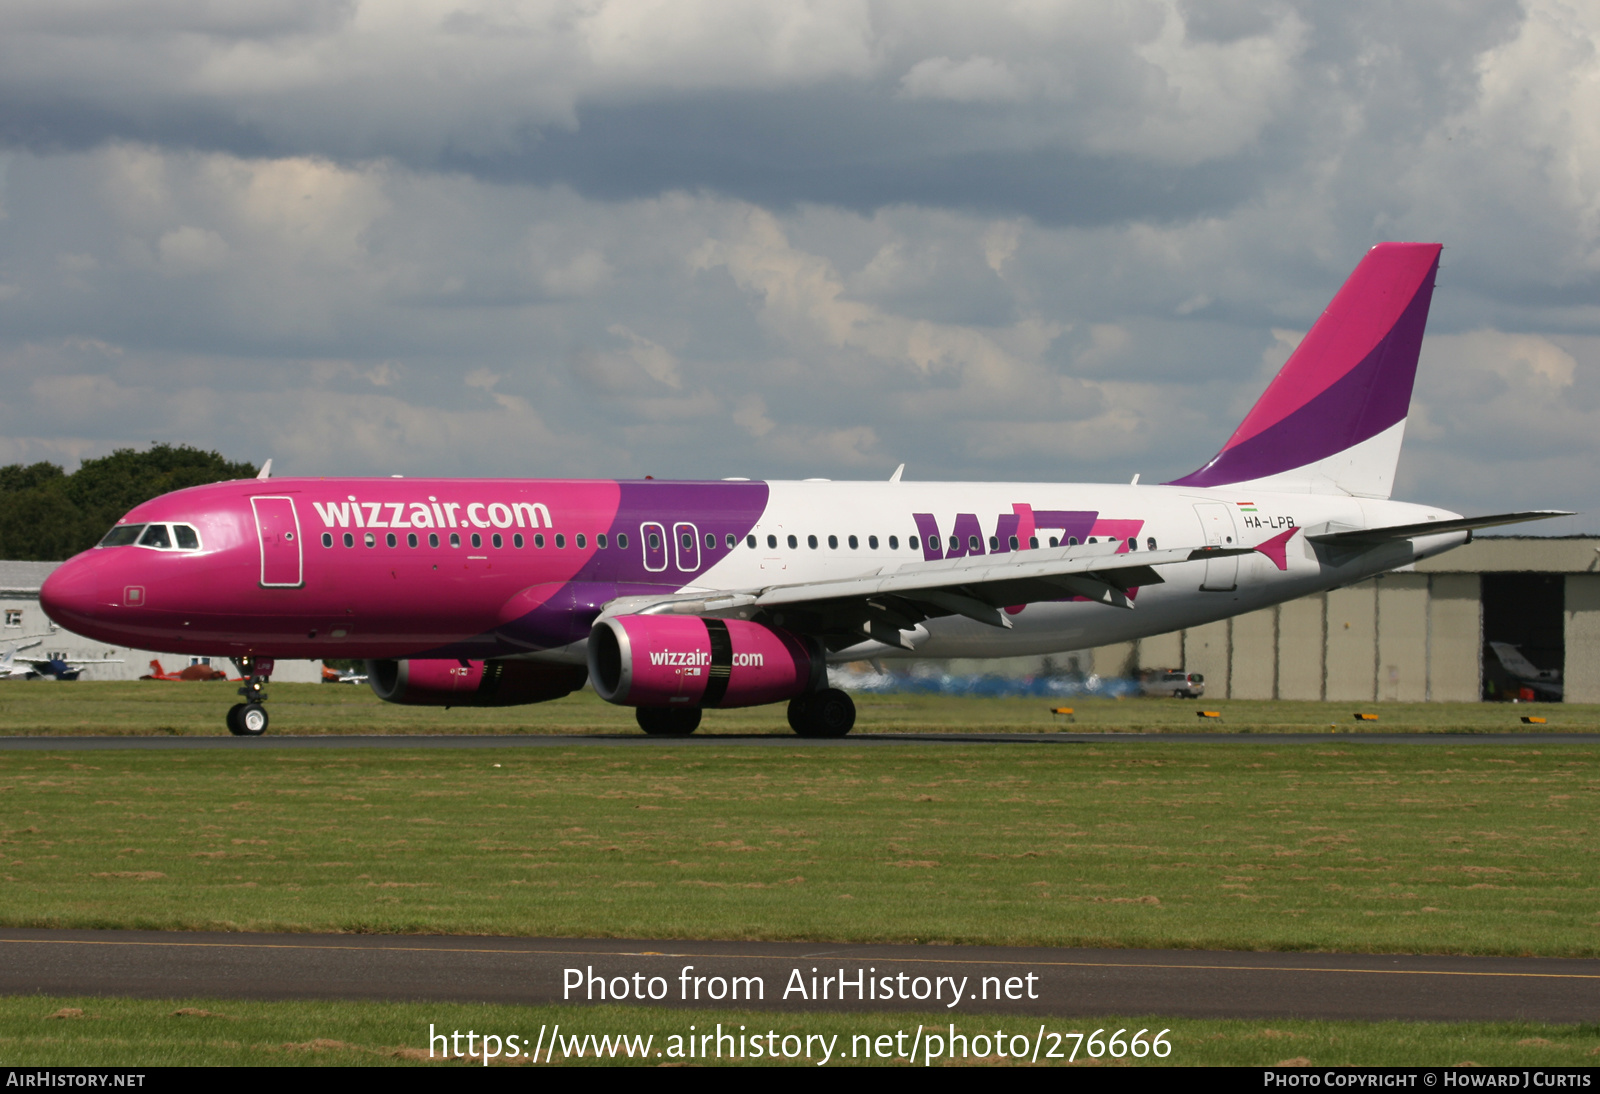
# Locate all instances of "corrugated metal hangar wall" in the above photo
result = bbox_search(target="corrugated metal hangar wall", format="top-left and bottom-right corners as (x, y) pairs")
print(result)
(1087, 537), (1600, 702)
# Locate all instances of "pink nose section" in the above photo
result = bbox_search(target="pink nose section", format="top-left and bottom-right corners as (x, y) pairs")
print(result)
(40, 557), (107, 630)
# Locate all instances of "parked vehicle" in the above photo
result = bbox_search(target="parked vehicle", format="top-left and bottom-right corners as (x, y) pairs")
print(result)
(1139, 669), (1204, 699)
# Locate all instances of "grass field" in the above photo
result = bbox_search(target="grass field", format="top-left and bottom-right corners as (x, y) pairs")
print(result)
(0, 680), (1593, 736)
(2, 996), (1597, 1066)
(2, 743), (1595, 955)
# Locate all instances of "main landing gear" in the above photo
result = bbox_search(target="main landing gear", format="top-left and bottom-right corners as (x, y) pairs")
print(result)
(632, 690), (856, 738)
(226, 656), (275, 737)
(787, 688), (855, 738)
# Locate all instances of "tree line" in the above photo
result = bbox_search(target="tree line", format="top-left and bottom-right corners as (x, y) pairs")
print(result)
(0, 445), (257, 560)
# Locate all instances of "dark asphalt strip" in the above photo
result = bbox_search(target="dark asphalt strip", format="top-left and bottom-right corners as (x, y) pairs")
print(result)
(1, 732), (1596, 750)
(1, 930), (1595, 1022)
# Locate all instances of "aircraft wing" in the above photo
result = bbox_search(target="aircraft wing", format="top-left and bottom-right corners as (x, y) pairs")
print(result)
(1307, 510), (1572, 545)
(603, 542), (1252, 650)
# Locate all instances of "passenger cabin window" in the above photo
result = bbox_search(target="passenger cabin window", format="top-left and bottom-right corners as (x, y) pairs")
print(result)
(344, 533), (355, 548)
(1009, 536), (1018, 550)
(322, 533), (333, 548)
(726, 533), (736, 549)
(408, 533), (418, 548)
(492, 533), (503, 549)
(365, 532), (377, 547)
(868, 536), (878, 549)
(888, 535), (898, 549)
(449, 532), (460, 548)
(513, 534), (523, 548)
(386, 533), (397, 548)
(430, 533), (440, 548)
(597, 534), (607, 549)
(747, 535), (757, 548)
(617, 533), (629, 549)
(827, 535), (838, 549)
(575, 534), (585, 549)
(1029, 536), (1039, 549)
(787, 535), (797, 549)
(807, 535), (818, 549)
(534, 533), (545, 548)
(1147, 537), (1157, 551)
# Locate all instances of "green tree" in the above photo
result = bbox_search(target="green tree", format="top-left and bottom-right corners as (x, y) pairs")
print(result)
(0, 444), (257, 561)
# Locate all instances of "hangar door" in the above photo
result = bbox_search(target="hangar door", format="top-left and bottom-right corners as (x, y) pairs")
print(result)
(1481, 573), (1563, 701)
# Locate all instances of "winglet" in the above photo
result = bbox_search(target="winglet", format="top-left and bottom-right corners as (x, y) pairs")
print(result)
(889, 463), (905, 483)
(256, 459), (273, 480)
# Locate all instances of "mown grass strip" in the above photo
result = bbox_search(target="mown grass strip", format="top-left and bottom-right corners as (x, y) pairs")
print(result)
(2, 745), (1595, 954)
(3, 995), (1598, 1066)
(0, 682), (1595, 736)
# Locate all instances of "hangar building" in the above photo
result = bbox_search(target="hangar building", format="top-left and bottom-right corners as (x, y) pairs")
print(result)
(1083, 536), (1600, 702)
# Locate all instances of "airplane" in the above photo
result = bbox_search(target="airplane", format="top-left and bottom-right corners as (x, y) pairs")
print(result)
(38, 242), (1570, 737)
(322, 663), (368, 685)
(0, 637), (123, 681)
(1486, 642), (1562, 701)
(140, 658), (231, 681)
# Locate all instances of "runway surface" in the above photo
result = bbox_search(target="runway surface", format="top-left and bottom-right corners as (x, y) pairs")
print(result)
(2, 929), (1595, 1022)
(2, 732), (1596, 750)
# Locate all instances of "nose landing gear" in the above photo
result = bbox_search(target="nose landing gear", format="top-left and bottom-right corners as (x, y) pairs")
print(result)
(226, 656), (274, 736)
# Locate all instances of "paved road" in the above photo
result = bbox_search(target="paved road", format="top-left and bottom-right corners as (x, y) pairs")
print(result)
(1, 929), (1594, 1022)
(2, 732), (1596, 750)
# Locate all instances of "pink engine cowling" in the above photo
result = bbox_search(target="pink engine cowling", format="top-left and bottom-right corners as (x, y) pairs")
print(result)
(588, 615), (824, 708)
(367, 658), (588, 706)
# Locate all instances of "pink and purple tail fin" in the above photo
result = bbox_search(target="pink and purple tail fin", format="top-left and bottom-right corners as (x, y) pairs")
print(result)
(1167, 242), (1442, 498)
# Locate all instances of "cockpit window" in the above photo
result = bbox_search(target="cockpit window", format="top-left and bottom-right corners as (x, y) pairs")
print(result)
(138, 525), (172, 549)
(99, 525), (145, 547)
(100, 522), (203, 551)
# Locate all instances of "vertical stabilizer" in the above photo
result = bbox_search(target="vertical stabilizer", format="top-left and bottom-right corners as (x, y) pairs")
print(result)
(1167, 242), (1441, 498)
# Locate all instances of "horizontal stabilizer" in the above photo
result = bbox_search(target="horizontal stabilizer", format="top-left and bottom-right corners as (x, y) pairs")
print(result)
(1307, 510), (1572, 545)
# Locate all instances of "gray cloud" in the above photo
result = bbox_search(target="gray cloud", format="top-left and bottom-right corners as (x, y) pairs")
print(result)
(0, 0), (1595, 535)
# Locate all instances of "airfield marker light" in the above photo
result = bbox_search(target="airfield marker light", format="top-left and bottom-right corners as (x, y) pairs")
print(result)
(1354, 713), (1378, 721)
(1521, 716), (1547, 725)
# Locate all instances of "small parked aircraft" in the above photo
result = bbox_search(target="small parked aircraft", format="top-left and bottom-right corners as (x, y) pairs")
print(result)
(140, 659), (231, 681)
(0, 637), (123, 680)
(1487, 642), (1562, 701)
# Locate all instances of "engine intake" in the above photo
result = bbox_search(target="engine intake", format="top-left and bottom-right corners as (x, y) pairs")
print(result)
(367, 658), (587, 707)
(588, 615), (823, 708)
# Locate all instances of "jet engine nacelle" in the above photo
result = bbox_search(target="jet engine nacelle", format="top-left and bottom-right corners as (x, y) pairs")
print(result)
(366, 658), (587, 707)
(588, 615), (824, 709)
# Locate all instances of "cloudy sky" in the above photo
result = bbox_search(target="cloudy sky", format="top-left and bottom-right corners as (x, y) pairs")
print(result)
(0, 0), (1596, 530)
